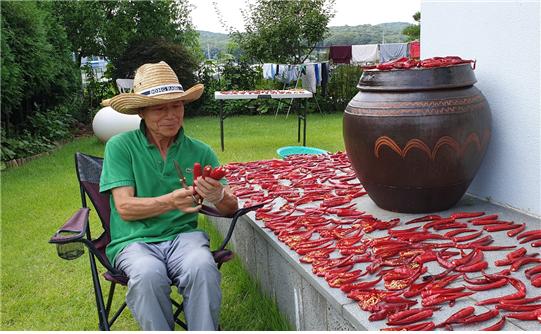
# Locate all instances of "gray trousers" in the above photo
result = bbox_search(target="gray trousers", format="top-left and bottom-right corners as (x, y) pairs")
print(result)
(115, 231), (221, 331)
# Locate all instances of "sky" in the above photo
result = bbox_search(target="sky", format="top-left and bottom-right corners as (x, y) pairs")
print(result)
(190, 0), (421, 33)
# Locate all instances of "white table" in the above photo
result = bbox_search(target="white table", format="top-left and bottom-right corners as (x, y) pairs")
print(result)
(214, 89), (313, 151)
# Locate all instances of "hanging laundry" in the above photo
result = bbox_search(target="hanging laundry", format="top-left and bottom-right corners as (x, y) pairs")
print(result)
(351, 44), (379, 64)
(379, 43), (408, 63)
(321, 62), (329, 96)
(329, 45), (352, 64)
(301, 64), (317, 93)
(262, 63), (275, 80)
(408, 40), (420, 59)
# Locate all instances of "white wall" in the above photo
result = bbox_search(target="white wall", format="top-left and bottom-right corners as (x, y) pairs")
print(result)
(421, 0), (540, 217)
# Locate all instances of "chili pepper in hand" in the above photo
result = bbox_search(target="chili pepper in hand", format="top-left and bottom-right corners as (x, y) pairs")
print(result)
(209, 166), (227, 180)
(202, 165), (212, 178)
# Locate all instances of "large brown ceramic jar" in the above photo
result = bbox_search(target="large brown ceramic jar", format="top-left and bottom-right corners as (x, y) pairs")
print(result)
(344, 64), (491, 213)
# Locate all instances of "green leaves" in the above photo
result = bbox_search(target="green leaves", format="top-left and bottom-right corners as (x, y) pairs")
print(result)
(233, 0), (335, 64)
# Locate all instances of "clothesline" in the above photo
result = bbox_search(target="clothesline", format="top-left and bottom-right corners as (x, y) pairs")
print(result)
(328, 40), (420, 64)
(261, 62), (329, 94)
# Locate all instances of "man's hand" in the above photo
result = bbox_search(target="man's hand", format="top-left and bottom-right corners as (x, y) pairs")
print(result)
(170, 187), (201, 213)
(195, 177), (225, 204)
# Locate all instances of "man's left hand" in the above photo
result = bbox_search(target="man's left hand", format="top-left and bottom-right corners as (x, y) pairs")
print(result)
(195, 177), (225, 205)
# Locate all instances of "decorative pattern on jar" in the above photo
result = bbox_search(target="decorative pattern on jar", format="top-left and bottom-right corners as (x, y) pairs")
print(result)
(343, 62), (492, 213)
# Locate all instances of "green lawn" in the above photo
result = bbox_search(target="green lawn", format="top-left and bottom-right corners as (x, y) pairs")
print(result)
(1, 113), (345, 330)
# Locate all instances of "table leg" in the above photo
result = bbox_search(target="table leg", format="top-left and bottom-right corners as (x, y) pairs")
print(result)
(220, 100), (224, 151)
(303, 99), (307, 146)
(297, 103), (301, 143)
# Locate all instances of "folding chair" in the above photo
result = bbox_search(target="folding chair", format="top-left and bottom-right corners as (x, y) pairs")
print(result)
(116, 79), (134, 93)
(49, 152), (262, 330)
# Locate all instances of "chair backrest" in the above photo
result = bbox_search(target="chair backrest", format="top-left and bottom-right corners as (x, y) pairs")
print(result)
(116, 79), (134, 93)
(75, 153), (112, 261)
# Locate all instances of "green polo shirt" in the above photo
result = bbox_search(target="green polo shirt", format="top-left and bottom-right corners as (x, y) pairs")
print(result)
(99, 121), (225, 265)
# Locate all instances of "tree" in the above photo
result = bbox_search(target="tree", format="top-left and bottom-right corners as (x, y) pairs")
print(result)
(1, 1), (79, 134)
(52, 0), (201, 67)
(402, 11), (420, 42)
(231, 0), (335, 64)
(113, 38), (198, 88)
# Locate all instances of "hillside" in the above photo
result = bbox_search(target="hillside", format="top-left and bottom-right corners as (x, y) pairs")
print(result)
(197, 22), (412, 58)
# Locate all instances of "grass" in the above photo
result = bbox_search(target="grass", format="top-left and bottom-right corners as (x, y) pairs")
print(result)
(1, 113), (345, 330)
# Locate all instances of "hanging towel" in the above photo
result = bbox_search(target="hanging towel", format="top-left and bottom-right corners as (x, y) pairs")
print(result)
(301, 64), (317, 93)
(408, 40), (420, 59)
(351, 44), (379, 63)
(379, 43), (408, 63)
(329, 45), (352, 64)
(262, 63), (275, 80)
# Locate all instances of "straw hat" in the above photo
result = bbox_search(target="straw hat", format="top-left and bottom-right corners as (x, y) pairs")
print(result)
(102, 61), (203, 114)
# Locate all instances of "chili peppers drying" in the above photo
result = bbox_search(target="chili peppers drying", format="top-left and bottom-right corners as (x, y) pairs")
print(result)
(362, 56), (476, 71)
(224, 152), (541, 330)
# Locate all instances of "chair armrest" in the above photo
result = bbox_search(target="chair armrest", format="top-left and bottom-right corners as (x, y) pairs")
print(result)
(217, 202), (265, 251)
(49, 208), (90, 244)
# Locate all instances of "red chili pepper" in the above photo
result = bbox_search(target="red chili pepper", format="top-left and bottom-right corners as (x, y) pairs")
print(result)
(405, 215), (441, 225)
(340, 276), (382, 292)
(519, 233), (541, 243)
(532, 240), (541, 247)
(500, 296), (541, 305)
(505, 312), (539, 321)
(381, 321), (435, 331)
(436, 306), (475, 327)
(209, 166), (227, 180)
(481, 317), (506, 331)
(510, 256), (541, 271)
(386, 309), (433, 325)
(459, 309), (499, 324)
(484, 223), (520, 232)
(444, 228), (478, 238)
(517, 229), (541, 239)
(496, 303), (541, 312)
(465, 278), (508, 291)
(456, 260), (488, 273)
(525, 264), (541, 279)
(469, 214), (499, 222)
(507, 247), (528, 259)
(532, 274), (541, 287)
(193, 162), (202, 180)
(202, 165), (212, 178)
(450, 211), (485, 219)
(476, 276), (526, 305)
(507, 223), (526, 237)
(422, 292), (474, 307)
(476, 245), (517, 251)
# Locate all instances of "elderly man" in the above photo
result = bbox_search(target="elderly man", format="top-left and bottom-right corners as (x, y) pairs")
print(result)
(100, 61), (238, 331)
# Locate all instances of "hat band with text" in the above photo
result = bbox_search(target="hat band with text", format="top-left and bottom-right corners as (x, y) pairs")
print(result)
(139, 84), (184, 97)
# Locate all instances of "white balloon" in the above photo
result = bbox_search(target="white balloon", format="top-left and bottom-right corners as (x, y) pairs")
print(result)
(92, 107), (141, 142)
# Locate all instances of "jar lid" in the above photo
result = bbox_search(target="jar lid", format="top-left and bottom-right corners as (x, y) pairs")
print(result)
(357, 63), (477, 91)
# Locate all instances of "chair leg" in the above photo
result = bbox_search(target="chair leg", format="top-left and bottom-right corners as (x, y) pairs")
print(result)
(171, 299), (188, 330)
(88, 253), (110, 330)
(105, 282), (116, 318)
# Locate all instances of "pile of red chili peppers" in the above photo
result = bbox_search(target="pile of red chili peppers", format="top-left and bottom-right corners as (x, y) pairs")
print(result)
(224, 152), (541, 330)
(362, 56), (476, 71)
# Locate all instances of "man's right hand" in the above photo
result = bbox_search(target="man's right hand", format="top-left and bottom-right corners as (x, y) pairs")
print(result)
(170, 187), (201, 213)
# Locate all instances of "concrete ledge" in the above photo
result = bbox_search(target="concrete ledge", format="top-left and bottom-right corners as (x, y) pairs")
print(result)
(210, 194), (540, 331)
